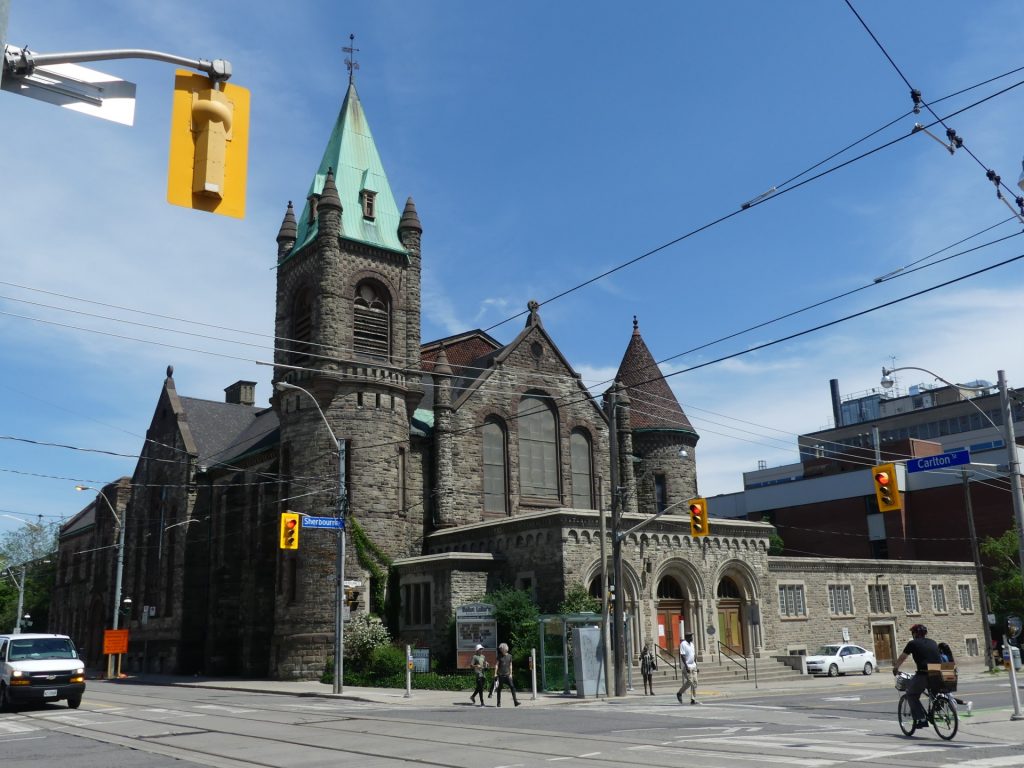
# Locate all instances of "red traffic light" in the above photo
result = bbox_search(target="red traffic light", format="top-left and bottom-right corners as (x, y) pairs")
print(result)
(689, 504), (701, 514)
(285, 519), (297, 530)
(874, 471), (890, 486)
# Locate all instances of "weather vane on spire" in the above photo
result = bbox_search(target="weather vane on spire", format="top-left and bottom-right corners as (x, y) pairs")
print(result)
(343, 33), (360, 84)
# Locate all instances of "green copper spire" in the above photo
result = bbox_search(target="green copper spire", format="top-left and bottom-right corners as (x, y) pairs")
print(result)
(290, 82), (406, 257)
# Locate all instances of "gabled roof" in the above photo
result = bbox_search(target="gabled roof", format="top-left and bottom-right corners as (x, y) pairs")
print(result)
(178, 396), (268, 469)
(613, 318), (695, 433)
(290, 82), (406, 257)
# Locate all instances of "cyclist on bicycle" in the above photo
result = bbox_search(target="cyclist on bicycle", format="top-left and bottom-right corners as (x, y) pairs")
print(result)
(892, 624), (942, 729)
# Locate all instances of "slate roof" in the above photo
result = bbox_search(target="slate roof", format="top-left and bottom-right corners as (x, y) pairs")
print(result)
(613, 319), (695, 433)
(178, 397), (276, 469)
(289, 82), (406, 258)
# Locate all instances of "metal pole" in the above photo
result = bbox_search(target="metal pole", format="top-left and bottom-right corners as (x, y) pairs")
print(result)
(531, 648), (538, 700)
(1004, 634), (1024, 720)
(608, 387), (626, 696)
(963, 468), (995, 671)
(13, 566), (25, 633)
(597, 476), (611, 698)
(405, 644), (412, 698)
(997, 371), (1024, 593)
(335, 440), (347, 695)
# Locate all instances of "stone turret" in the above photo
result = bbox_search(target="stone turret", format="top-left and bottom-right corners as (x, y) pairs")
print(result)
(317, 168), (342, 239)
(276, 201), (296, 261)
(433, 346), (455, 528)
(399, 197), (424, 416)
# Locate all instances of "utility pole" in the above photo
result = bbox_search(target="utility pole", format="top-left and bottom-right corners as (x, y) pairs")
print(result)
(962, 468), (995, 671)
(998, 371), (1024, 592)
(12, 565), (25, 633)
(607, 384), (626, 697)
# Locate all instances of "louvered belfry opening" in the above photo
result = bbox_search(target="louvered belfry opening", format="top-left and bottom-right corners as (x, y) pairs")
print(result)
(291, 289), (314, 365)
(353, 281), (390, 360)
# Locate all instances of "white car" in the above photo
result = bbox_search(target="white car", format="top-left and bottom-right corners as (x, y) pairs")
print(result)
(805, 643), (876, 677)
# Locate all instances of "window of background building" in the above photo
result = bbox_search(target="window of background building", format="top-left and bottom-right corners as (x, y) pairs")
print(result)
(904, 584), (919, 613)
(965, 637), (979, 657)
(518, 395), (558, 499)
(778, 584), (806, 617)
(868, 584), (891, 613)
(828, 584), (853, 615)
(482, 419), (508, 514)
(353, 281), (390, 360)
(957, 583), (973, 612)
(932, 584), (947, 613)
(570, 429), (594, 509)
(402, 581), (431, 626)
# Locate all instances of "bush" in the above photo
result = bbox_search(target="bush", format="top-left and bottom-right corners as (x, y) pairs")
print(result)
(369, 644), (406, 678)
(345, 614), (392, 666)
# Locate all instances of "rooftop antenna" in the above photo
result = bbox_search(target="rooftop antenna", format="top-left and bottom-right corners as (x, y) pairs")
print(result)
(343, 33), (360, 84)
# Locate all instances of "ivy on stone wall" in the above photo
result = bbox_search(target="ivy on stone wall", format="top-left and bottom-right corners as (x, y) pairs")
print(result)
(349, 518), (392, 614)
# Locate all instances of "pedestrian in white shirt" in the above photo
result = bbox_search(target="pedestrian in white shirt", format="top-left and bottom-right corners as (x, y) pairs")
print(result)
(676, 633), (699, 705)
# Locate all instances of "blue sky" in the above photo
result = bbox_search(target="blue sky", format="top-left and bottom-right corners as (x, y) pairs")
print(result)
(3, 1), (1024, 534)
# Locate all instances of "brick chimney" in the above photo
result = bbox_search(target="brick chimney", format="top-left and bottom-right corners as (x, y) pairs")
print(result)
(224, 380), (256, 406)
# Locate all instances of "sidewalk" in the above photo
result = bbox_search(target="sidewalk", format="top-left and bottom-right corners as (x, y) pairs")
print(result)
(102, 659), (1024, 742)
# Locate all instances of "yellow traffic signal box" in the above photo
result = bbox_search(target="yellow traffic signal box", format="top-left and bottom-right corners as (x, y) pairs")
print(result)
(280, 511), (300, 550)
(688, 498), (709, 538)
(167, 70), (249, 218)
(872, 463), (903, 512)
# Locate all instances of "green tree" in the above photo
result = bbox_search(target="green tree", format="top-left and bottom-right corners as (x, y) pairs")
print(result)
(761, 516), (785, 555)
(558, 583), (600, 614)
(0, 520), (58, 632)
(484, 586), (539, 659)
(980, 529), (1024, 620)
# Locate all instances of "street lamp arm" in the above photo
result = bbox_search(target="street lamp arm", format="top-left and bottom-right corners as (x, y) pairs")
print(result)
(274, 382), (340, 450)
(881, 366), (999, 431)
(74, 486), (121, 527)
(615, 497), (689, 542)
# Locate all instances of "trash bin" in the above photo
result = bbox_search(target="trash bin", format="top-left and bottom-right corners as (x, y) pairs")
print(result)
(1002, 646), (1023, 671)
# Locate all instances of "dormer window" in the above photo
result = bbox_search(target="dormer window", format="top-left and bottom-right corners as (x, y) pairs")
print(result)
(361, 190), (377, 220)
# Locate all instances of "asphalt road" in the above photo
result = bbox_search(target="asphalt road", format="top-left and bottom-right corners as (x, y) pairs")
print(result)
(2, 678), (1023, 768)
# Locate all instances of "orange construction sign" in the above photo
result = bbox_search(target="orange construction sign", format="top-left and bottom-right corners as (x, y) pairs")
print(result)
(103, 628), (129, 655)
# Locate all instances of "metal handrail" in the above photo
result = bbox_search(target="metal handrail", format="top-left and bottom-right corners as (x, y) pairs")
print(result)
(717, 641), (749, 680)
(654, 646), (679, 680)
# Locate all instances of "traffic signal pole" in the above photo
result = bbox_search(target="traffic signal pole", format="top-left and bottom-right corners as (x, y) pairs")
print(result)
(3, 46), (231, 81)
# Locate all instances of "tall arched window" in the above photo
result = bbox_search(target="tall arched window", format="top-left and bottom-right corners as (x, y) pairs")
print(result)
(353, 280), (390, 360)
(518, 394), (558, 500)
(482, 418), (508, 514)
(290, 289), (313, 364)
(570, 428), (593, 509)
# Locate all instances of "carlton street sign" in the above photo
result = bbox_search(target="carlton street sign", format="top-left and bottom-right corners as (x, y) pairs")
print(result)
(905, 448), (971, 474)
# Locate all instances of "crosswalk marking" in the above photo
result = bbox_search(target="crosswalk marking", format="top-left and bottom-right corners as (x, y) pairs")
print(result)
(942, 758), (1024, 768)
(194, 704), (257, 714)
(0, 720), (38, 734)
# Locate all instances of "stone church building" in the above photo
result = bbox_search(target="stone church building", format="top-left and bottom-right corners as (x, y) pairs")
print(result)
(53, 77), (982, 679)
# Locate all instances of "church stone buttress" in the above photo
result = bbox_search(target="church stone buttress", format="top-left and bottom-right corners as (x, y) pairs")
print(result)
(270, 81), (422, 678)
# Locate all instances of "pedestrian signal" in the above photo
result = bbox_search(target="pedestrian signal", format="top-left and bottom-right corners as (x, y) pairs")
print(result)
(280, 512), (300, 550)
(688, 498), (709, 538)
(167, 70), (250, 218)
(872, 463), (902, 512)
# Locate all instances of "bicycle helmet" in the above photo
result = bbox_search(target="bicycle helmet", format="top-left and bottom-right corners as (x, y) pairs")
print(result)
(910, 623), (928, 638)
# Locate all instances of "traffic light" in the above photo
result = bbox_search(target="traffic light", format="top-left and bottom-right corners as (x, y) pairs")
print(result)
(688, 498), (709, 537)
(280, 512), (300, 550)
(167, 70), (250, 218)
(872, 463), (902, 512)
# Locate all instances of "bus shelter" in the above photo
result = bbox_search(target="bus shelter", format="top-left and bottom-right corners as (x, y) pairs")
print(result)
(537, 612), (632, 693)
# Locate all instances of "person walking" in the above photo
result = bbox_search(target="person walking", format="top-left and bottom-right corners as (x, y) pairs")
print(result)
(676, 632), (699, 705)
(492, 642), (521, 707)
(469, 644), (488, 706)
(640, 644), (658, 695)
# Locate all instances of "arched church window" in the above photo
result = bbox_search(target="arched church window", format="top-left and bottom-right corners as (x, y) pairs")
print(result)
(290, 289), (313, 364)
(518, 394), (558, 500)
(353, 281), (390, 360)
(717, 577), (741, 599)
(570, 429), (593, 509)
(657, 576), (684, 599)
(482, 418), (508, 514)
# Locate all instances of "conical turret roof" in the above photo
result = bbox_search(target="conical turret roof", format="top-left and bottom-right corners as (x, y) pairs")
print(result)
(290, 82), (406, 257)
(614, 317), (695, 433)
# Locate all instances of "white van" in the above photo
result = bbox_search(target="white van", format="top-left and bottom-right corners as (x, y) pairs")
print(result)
(0, 633), (86, 710)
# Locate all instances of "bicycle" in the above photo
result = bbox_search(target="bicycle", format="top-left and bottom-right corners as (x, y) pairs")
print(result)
(895, 672), (958, 740)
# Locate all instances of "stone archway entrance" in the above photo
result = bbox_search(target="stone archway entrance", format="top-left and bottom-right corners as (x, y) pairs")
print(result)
(717, 576), (745, 655)
(655, 574), (686, 653)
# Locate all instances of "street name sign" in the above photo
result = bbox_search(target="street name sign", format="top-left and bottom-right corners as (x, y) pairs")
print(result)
(301, 516), (344, 530)
(906, 448), (971, 474)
